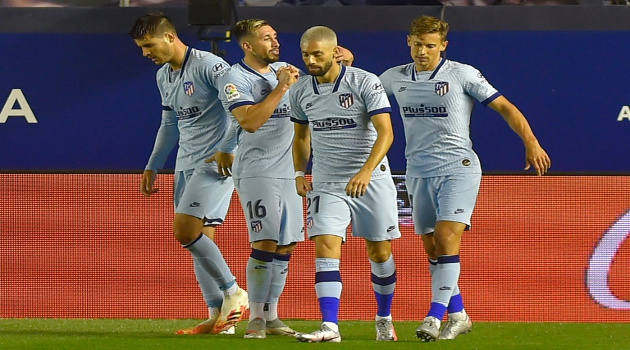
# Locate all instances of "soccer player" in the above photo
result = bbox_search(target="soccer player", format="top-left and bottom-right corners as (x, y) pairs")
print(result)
(290, 26), (400, 343)
(216, 18), (303, 339)
(217, 19), (354, 339)
(130, 13), (248, 335)
(379, 15), (551, 341)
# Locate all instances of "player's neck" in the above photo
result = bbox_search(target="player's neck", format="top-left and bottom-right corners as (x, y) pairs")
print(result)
(243, 55), (272, 74)
(416, 57), (442, 73)
(316, 62), (341, 84)
(169, 43), (188, 71)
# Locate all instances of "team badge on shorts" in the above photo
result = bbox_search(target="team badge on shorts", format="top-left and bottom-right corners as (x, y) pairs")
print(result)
(251, 220), (262, 233)
(435, 82), (449, 96)
(339, 93), (354, 109)
(306, 217), (314, 229)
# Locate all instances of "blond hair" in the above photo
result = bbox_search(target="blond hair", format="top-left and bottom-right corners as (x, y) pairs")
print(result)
(300, 26), (338, 48)
(409, 15), (449, 41)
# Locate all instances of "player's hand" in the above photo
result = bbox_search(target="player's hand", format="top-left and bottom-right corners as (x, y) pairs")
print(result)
(295, 175), (312, 197)
(276, 65), (300, 90)
(524, 142), (551, 176)
(335, 46), (354, 67)
(206, 152), (234, 177)
(345, 170), (371, 198)
(140, 170), (158, 197)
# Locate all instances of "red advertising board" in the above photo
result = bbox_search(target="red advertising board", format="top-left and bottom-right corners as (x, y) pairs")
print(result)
(1, 174), (629, 322)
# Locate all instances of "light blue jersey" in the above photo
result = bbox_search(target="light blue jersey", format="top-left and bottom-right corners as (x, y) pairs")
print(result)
(147, 47), (232, 172)
(290, 65), (393, 182)
(218, 61), (295, 180)
(379, 59), (500, 178)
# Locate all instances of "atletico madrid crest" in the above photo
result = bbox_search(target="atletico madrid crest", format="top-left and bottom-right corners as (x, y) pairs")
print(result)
(339, 93), (354, 109)
(183, 81), (195, 96)
(251, 220), (262, 233)
(435, 82), (449, 96)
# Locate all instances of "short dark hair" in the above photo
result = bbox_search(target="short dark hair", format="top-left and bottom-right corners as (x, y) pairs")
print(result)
(129, 13), (176, 40)
(232, 19), (270, 44)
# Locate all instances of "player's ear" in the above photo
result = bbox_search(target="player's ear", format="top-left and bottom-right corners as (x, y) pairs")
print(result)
(164, 32), (175, 44)
(407, 35), (411, 47)
(441, 40), (449, 51)
(333, 45), (340, 57)
(242, 41), (252, 52)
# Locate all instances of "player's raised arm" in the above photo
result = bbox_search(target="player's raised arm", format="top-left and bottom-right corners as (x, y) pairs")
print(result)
(335, 45), (354, 66)
(230, 66), (299, 133)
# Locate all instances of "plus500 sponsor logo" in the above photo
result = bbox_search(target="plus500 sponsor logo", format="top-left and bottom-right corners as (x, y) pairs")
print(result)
(586, 210), (630, 309)
(402, 105), (447, 118)
(175, 106), (201, 120)
(312, 118), (357, 131)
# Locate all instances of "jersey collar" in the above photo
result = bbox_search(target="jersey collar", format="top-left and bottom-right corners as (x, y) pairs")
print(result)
(411, 58), (446, 81)
(310, 64), (346, 95)
(168, 47), (192, 82)
(238, 60), (277, 80)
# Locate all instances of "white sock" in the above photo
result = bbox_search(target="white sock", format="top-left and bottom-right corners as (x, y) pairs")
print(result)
(224, 282), (238, 296)
(209, 306), (220, 319)
(323, 321), (339, 332)
(448, 310), (467, 321)
(264, 303), (279, 321)
(375, 314), (392, 321)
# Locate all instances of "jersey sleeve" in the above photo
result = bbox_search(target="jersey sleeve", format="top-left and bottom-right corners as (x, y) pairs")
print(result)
(217, 117), (239, 154)
(156, 70), (168, 107)
(378, 69), (395, 97)
(460, 65), (501, 106)
(200, 55), (231, 91)
(145, 109), (179, 172)
(218, 68), (256, 112)
(361, 73), (392, 117)
(289, 83), (309, 124)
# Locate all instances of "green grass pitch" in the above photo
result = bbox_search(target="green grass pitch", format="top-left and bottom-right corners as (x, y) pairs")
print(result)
(1, 319), (629, 350)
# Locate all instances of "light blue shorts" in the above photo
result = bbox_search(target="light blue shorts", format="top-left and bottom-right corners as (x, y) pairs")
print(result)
(405, 173), (481, 235)
(235, 177), (305, 245)
(306, 177), (401, 242)
(174, 168), (234, 225)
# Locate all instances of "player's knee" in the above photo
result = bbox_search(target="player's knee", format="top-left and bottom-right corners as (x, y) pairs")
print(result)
(434, 233), (463, 256)
(366, 241), (392, 263)
(251, 239), (278, 252)
(173, 227), (195, 245)
(276, 242), (297, 255)
(173, 214), (203, 245)
(368, 250), (391, 263)
(314, 236), (342, 258)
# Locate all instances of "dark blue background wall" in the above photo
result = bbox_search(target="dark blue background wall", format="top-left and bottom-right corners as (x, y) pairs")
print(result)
(1, 6), (629, 173)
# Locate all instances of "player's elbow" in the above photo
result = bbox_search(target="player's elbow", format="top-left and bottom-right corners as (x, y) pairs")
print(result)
(242, 125), (258, 133)
(238, 120), (261, 133)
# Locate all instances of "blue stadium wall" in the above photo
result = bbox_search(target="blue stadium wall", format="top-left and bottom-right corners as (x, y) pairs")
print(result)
(1, 6), (629, 173)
